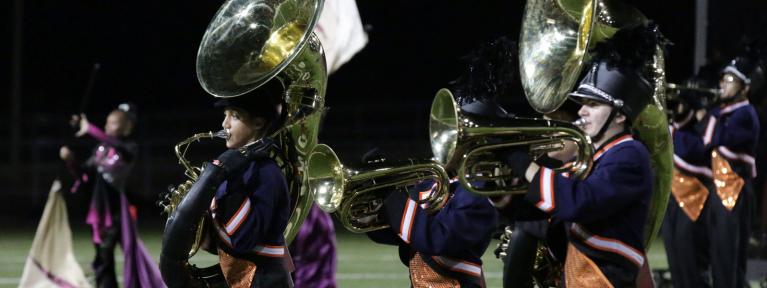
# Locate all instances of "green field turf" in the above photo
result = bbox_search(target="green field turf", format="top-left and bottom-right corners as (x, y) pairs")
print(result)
(0, 226), (670, 288)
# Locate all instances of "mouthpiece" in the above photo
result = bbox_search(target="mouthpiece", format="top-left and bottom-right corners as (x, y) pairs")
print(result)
(213, 129), (230, 140)
(573, 118), (589, 127)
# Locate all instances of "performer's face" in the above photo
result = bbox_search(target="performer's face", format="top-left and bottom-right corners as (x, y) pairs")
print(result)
(105, 111), (132, 137)
(222, 108), (265, 149)
(719, 73), (746, 100)
(577, 99), (624, 138)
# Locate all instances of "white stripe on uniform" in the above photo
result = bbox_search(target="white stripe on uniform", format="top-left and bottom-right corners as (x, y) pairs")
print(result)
(570, 224), (644, 267)
(253, 245), (285, 257)
(431, 256), (482, 277)
(536, 168), (555, 212)
(225, 198), (251, 235)
(717, 146), (757, 178)
(398, 199), (417, 243)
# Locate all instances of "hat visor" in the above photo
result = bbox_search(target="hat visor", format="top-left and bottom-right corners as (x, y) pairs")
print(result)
(568, 91), (612, 105)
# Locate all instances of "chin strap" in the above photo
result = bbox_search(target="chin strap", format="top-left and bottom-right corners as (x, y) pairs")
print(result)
(591, 108), (618, 143)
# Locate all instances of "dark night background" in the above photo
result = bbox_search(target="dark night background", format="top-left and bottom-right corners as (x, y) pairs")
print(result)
(2, 0), (767, 227)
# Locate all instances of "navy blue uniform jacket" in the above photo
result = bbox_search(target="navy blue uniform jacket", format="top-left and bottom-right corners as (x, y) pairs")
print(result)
(368, 180), (498, 285)
(525, 133), (653, 285)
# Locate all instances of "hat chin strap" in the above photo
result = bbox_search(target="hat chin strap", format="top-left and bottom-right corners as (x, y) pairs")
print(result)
(591, 108), (618, 143)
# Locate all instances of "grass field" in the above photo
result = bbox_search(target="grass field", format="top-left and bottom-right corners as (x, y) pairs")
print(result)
(0, 225), (671, 288)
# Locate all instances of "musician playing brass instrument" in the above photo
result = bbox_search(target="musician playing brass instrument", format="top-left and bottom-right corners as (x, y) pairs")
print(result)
(364, 38), (527, 288)
(700, 56), (761, 288)
(161, 81), (294, 288)
(492, 102), (580, 288)
(504, 26), (660, 287)
(662, 76), (715, 288)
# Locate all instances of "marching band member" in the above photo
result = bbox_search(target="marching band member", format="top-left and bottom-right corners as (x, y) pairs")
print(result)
(505, 27), (658, 287)
(661, 56), (761, 287)
(364, 37), (520, 288)
(496, 102), (579, 288)
(702, 56), (760, 287)
(161, 80), (295, 288)
(662, 77), (713, 288)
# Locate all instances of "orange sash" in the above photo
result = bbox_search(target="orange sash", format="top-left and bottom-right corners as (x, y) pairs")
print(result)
(670, 168), (709, 221)
(712, 151), (744, 211)
(218, 248), (257, 288)
(409, 253), (461, 288)
(564, 244), (614, 288)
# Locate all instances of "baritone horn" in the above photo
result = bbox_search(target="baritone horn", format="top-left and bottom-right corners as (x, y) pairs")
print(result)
(306, 144), (450, 233)
(429, 88), (594, 197)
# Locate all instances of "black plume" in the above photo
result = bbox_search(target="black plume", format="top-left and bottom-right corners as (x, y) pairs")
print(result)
(590, 23), (668, 74)
(739, 34), (767, 61)
(738, 33), (767, 95)
(450, 36), (519, 106)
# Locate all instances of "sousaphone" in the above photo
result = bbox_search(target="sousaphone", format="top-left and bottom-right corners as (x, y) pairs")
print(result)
(519, 0), (671, 249)
(160, 0), (327, 286)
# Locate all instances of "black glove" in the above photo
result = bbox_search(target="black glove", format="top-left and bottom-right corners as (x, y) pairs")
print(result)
(535, 154), (563, 169)
(212, 149), (253, 177)
(382, 188), (410, 229)
(502, 148), (532, 179)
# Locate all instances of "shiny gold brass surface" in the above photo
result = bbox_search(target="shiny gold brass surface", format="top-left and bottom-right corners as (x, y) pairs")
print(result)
(429, 88), (594, 196)
(161, 130), (228, 258)
(519, 0), (595, 114)
(162, 0), (327, 266)
(519, 0), (647, 114)
(635, 45), (672, 247)
(306, 144), (450, 233)
(196, 0), (328, 245)
(197, 0), (324, 97)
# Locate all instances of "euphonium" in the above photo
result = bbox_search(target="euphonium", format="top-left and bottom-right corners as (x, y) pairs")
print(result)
(306, 144), (450, 233)
(429, 88), (594, 196)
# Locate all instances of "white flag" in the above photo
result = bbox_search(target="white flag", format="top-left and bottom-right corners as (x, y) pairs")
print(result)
(19, 180), (91, 288)
(315, 0), (368, 74)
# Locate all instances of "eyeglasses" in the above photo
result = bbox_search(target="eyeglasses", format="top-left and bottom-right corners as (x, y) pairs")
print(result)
(720, 74), (738, 84)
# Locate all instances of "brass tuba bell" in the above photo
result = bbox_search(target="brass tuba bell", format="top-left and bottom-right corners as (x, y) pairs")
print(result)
(160, 0), (327, 285)
(306, 144), (451, 233)
(195, 0), (328, 244)
(429, 88), (594, 196)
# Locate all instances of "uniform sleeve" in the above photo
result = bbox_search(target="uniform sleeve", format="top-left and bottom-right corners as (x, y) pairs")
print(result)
(213, 164), (285, 252)
(366, 229), (405, 246)
(86, 124), (136, 161)
(673, 127), (708, 160)
(711, 109), (759, 149)
(525, 146), (651, 223)
(384, 183), (498, 256)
